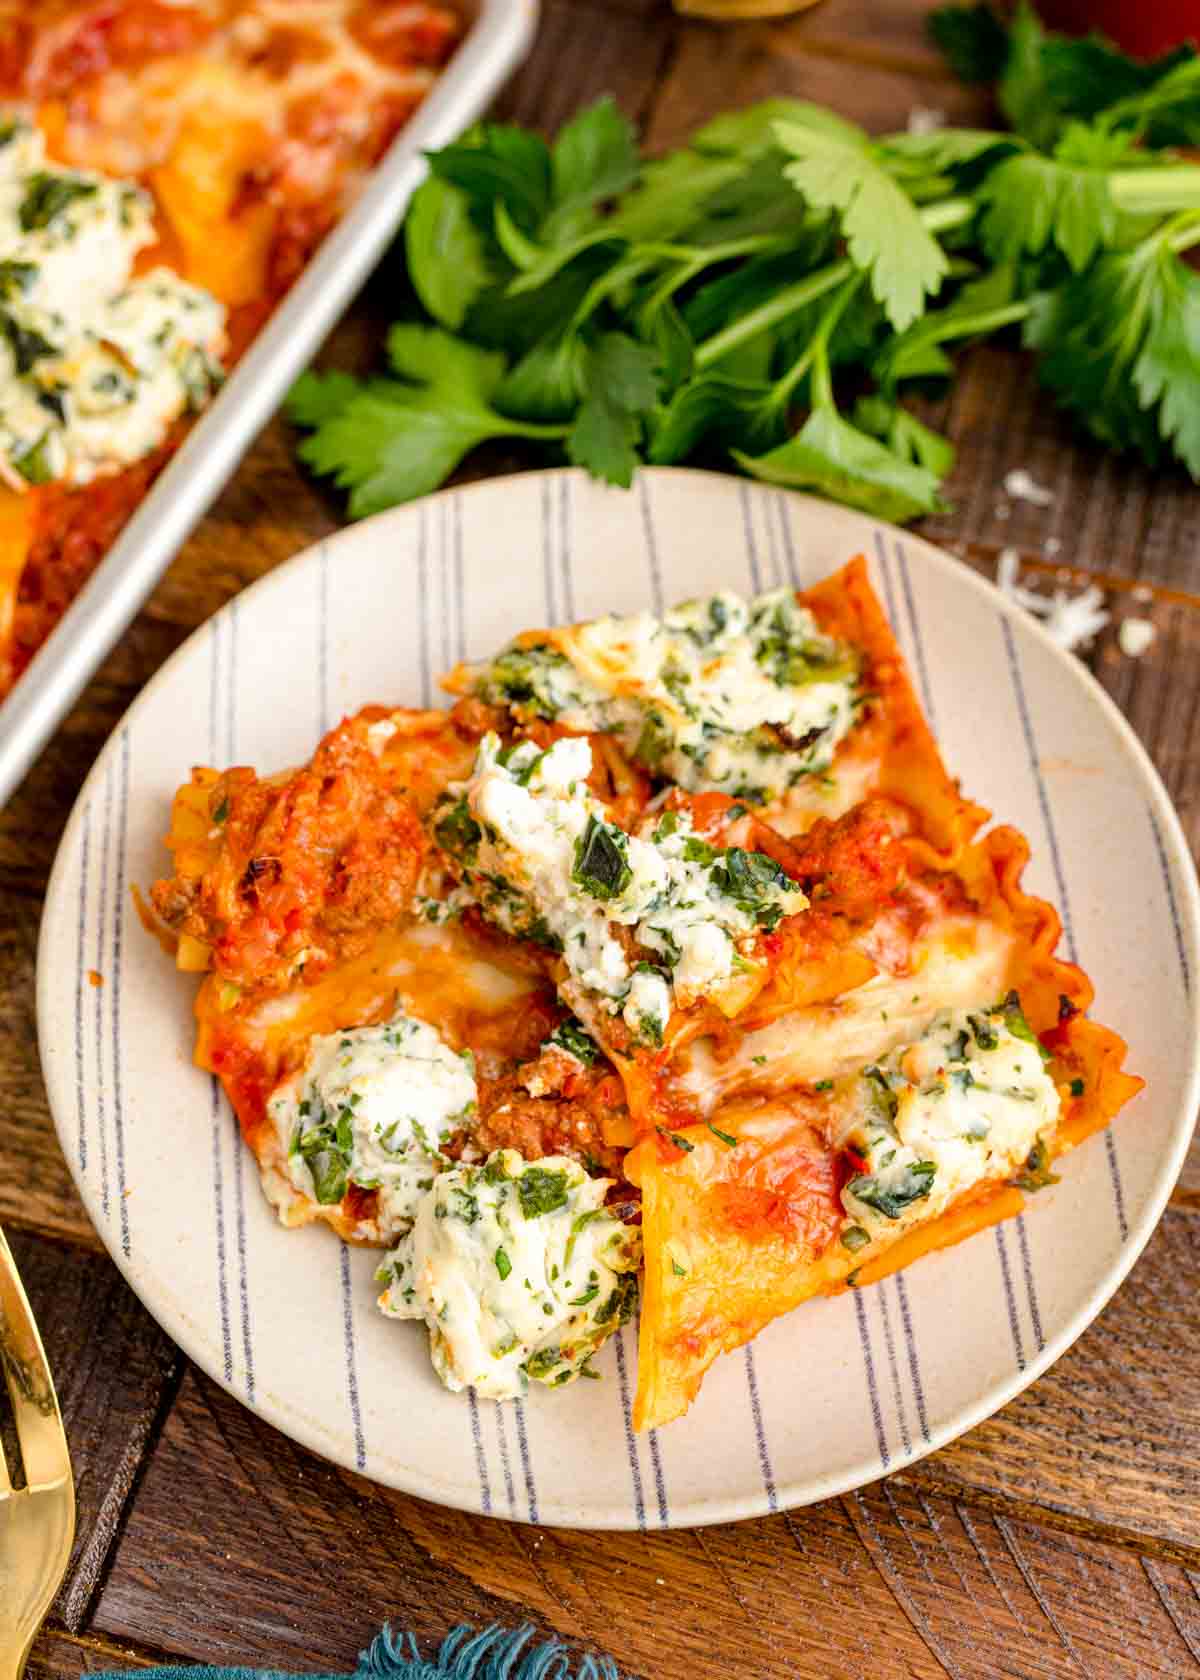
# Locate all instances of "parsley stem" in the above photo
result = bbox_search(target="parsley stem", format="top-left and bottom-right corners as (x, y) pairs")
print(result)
(1165, 213), (1200, 256)
(787, 272), (864, 411)
(692, 198), (974, 370)
(917, 197), (976, 236)
(695, 259), (852, 368)
(1110, 169), (1200, 216)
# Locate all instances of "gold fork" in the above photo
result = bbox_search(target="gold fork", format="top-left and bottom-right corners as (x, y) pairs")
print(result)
(0, 1228), (75, 1680)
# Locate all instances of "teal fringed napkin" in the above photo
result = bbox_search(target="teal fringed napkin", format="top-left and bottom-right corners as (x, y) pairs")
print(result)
(107, 1625), (623, 1680)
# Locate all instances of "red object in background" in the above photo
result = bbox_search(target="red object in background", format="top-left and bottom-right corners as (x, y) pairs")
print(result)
(1034, 0), (1199, 59)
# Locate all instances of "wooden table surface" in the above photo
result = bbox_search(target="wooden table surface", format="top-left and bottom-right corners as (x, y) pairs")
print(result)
(8, 3), (1200, 1677)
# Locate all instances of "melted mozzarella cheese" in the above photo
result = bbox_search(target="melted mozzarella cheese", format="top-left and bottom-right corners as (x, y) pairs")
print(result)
(378, 1149), (640, 1398)
(677, 915), (1015, 1113)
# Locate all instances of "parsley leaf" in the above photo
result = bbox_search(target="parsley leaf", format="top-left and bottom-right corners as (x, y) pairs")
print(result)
(774, 113), (950, 330)
(977, 128), (1152, 272)
(545, 97), (640, 245)
(853, 396), (956, 478)
(405, 174), (492, 330)
(291, 326), (566, 515)
(286, 369), (362, 427)
(737, 406), (946, 522)
(427, 124), (553, 236)
(1026, 218), (1200, 476)
(567, 332), (661, 486)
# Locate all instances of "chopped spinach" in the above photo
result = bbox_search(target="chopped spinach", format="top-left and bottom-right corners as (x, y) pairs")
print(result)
(434, 796), (482, 862)
(572, 814), (632, 899)
(548, 1018), (600, 1064)
(847, 1160), (936, 1219)
(517, 1165), (571, 1218)
(1011, 1137), (1060, 1192)
(19, 172), (97, 232)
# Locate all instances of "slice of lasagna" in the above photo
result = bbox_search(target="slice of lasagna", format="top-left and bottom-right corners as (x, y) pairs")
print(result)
(147, 554), (1141, 1422)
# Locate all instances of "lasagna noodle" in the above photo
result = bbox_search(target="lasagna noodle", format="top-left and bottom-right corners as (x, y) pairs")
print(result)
(782, 557), (989, 861)
(628, 824), (1143, 1432)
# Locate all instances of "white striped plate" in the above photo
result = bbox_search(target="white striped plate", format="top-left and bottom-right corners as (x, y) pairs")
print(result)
(37, 468), (1200, 1529)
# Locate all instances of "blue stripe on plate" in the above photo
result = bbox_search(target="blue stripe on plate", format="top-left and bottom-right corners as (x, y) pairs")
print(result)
(739, 482), (763, 595)
(111, 729), (131, 1260)
(1148, 805), (1191, 996)
(339, 1242), (367, 1472)
(512, 1397), (539, 1525)
(494, 1405), (517, 1516)
(1014, 1216), (1046, 1355)
(74, 804), (90, 1175)
(613, 1327), (647, 1530)
(557, 475), (575, 626)
(467, 1389), (494, 1516)
(994, 1223), (1025, 1371)
(871, 530), (900, 633)
(417, 504), (432, 707)
(773, 491), (799, 589)
(894, 540), (937, 731)
(743, 1346), (778, 1512)
(876, 1284), (912, 1459)
(645, 1426), (669, 1529)
(210, 1077), (233, 1385)
(637, 475), (664, 616)
(95, 759), (113, 1223)
(894, 1275), (931, 1446)
(852, 1290), (890, 1470)
(207, 622), (233, 1383)
(541, 475), (559, 625)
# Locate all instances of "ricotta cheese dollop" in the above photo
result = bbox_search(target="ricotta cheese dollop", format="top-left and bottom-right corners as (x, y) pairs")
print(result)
(433, 733), (807, 1043)
(378, 1148), (641, 1399)
(834, 997), (1061, 1252)
(462, 588), (860, 803)
(0, 120), (226, 488)
(268, 1007), (477, 1240)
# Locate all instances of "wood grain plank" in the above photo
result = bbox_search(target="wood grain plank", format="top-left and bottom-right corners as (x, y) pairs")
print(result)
(908, 1210), (1200, 1557)
(493, 0), (677, 134)
(645, 7), (990, 150)
(27, 1630), (159, 1680)
(919, 347), (1200, 594)
(8, 1229), (180, 1631)
(0, 895), (98, 1249)
(89, 1354), (1200, 1680)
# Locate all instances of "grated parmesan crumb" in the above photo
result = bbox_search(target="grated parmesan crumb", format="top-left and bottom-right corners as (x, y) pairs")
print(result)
(1043, 536), (1062, 558)
(1003, 469), (1054, 507)
(996, 548), (1109, 653)
(907, 105), (946, 134)
(1118, 617), (1156, 658)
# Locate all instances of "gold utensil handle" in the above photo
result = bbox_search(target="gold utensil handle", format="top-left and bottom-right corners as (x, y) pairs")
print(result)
(672, 0), (825, 17)
(0, 1228), (75, 1680)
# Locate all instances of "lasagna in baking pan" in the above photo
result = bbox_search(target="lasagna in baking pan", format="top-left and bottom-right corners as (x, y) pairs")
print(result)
(146, 556), (1142, 1429)
(0, 1), (461, 694)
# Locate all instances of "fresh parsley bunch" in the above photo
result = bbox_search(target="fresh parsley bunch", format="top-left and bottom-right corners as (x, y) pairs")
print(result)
(289, 14), (1200, 526)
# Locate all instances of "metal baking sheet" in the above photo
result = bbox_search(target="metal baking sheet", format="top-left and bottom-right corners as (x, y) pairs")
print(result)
(0, 0), (537, 807)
